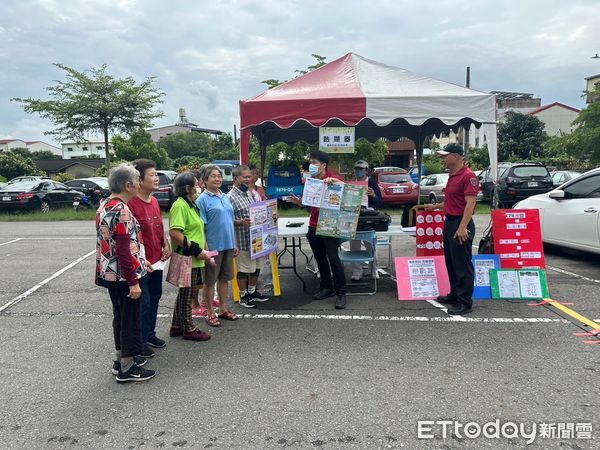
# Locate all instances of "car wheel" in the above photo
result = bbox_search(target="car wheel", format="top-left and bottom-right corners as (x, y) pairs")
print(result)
(429, 194), (437, 204)
(39, 199), (51, 213)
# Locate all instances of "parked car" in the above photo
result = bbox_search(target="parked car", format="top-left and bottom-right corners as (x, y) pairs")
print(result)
(213, 163), (236, 191)
(7, 175), (51, 185)
(550, 170), (582, 188)
(373, 171), (418, 206)
(0, 180), (84, 213)
(408, 165), (426, 183)
(479, 162), (553, 207)
(373, 166), (406, 174)
(514, 168), (600, 255)
(64, 177), (110, 206)
(153, 170), (177, 209)
(419, 173), (449, 204)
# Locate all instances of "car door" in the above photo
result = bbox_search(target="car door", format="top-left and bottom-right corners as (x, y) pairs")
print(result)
(52, 182), (72, 206)
(546, 174), (600, 251)
(419, 176), (432, 202)
(552, 172), (565, 188)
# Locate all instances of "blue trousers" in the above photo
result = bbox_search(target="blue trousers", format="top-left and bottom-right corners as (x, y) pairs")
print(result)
(140, 269), (164, 342)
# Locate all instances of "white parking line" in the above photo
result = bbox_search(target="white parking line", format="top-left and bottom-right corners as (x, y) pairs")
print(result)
(0, 238), (22, 247)
(0, 250), (96, 313)
(546, 265), (600, 284)
(1, 311), (571, 324)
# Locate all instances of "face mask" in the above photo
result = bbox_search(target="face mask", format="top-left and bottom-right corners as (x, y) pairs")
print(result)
(308, 163), (320, 176)
(355, 169), (366, 178)
(238, 184), (249, 192)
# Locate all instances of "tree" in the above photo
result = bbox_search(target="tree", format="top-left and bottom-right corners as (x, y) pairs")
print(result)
(0, 153), (42, 180)
(31, 150), (62, 160)
(467, 145), (490, 170)
(158, 131), (211, 160)
(53, 172), (75, 183)
(261, 54), (328, 89)
(172, 155), (203, 170)
(12, 63), (164, 173)
(209, 133), (239, 160)
(8, 148), (32, 158)
(498, 111), (548, 161)
(113, 129), (171, 169)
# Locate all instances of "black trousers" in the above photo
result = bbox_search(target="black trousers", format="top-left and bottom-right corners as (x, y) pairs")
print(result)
(108, 280), (144, 358)
(306, 227), (346, 294)
(443, 218), (475, 307)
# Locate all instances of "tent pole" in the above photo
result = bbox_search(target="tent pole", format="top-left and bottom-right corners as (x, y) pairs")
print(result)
(416, 130), (424, 205)
(259, 130), (266, 189)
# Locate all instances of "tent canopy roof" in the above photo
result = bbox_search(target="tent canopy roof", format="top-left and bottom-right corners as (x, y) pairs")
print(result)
(240, 53), (496, 146)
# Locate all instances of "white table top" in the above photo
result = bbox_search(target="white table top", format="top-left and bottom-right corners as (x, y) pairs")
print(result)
(277, 217), (415, 238)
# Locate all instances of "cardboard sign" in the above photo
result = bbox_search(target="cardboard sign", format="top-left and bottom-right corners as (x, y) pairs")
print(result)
(472, 254), (501, 300)
(490, 269), (549, 299)
(249, 199), (278, 260)
(415, 211), (445, 256)
(394, 256), (450, 300)
(492, 209), (545, 269)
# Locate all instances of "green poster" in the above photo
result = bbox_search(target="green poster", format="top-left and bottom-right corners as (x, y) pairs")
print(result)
(490, 269), (549, 299)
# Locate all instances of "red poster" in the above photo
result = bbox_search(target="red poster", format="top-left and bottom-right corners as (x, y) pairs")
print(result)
(492, 209), (545, 269)
(415, 211), (445, 256)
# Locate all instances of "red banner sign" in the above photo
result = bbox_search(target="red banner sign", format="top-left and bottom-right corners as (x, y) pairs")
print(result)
(416, 211), (445, 256)
(492, 209), (545, 269)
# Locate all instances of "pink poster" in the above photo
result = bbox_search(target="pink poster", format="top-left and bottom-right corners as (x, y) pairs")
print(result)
(415, 211), (445, 256)
(394, 256), (450, 301)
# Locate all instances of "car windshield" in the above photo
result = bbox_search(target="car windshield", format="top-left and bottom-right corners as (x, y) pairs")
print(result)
(91, 179), (109, 188)
(512, 166), (549, 177)
(380, 174), (411, 183)
(0, 181), (39, 191)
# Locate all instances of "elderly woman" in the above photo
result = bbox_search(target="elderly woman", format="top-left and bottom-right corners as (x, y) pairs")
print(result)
(196, 164), (238, 326)
(95, 163), (155, 383)
(168, 172), (213, 341)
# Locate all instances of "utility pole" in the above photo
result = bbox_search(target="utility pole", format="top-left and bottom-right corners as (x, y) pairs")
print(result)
(463, 66), (471, 159)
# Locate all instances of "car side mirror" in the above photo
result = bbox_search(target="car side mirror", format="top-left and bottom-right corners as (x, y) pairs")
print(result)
(549, 190), (565, 200)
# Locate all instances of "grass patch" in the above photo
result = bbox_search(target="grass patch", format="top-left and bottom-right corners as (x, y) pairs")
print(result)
(0, 208), (96, 221)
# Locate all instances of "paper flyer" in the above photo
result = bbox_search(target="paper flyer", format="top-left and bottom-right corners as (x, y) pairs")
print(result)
(248, 199), (279, 260)
(395, 256), (450, 301)
(315, 208), (339, 237)
(313, 181), (365, 238)
(490, 269), (549, 299)
(321, 182), (344, 210)
(341, 183), (365, 213)
(346, 181), (368, 208)
(301, 177), (326, 208)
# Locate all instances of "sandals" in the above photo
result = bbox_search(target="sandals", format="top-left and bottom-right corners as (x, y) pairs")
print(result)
(218, 310), (238, 321)
(205, 314), (221, 327)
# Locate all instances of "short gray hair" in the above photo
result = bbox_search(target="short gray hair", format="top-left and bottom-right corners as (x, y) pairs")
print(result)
(201, 164), (222, 182)
(232, 165), (250, 179)
(108, 163), (140, 194)
(173, 171), (197, 197)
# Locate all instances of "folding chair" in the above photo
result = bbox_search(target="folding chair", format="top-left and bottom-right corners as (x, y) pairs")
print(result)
(375, 235), (392, 269)
(338, 230), (377, 296)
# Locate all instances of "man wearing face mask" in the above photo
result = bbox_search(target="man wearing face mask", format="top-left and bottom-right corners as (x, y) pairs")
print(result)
(228, 165), (271, 308)
(287, 151), (347, 309)
(350, 160), (383, 281)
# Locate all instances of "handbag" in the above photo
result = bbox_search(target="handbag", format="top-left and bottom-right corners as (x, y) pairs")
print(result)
(478, 222), (494, 254)
(166, 252), (192, 288)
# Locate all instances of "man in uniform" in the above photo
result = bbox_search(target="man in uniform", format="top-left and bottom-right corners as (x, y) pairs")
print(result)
(425, 143), (479, 315)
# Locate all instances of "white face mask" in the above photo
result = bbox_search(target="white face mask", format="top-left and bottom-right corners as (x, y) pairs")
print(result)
(308, 163), (320, 176)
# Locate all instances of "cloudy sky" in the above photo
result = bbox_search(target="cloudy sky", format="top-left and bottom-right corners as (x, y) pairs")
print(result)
(1, 0), (599, 145)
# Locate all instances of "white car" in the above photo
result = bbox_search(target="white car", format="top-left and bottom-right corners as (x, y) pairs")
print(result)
(514, 168), (600, 254)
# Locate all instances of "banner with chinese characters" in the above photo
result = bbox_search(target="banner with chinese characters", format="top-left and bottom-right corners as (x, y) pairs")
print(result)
(318, 127), (355, 153)
(492, 209), (545, 269)
(490, 269), (549, 300)
(472, 254), (501, 300)
(248, 199), (278, 260)
(394, 256), (450, 301)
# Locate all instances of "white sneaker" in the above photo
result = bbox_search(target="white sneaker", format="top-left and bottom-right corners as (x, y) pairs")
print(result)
(351, 269), (362, 281)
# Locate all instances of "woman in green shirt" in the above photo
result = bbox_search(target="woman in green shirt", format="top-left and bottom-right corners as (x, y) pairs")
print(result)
(168, 172), (214, 342)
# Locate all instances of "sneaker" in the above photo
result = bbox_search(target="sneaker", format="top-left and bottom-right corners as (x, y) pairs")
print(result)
(335, 293), (347, 310)
(248, 290), (270, 302)
(192, 306), (208, 317)
(111, 356), (147, 375)
(116, 364), (156, 383)
(140, 344), (155, 358)
(169, 326), (183, 337)
(350, 269), (362, 282)
(146, 336), (166, 349)
(238, 294), (257, 308)
(436, 295), (458, 305)
(183, 329), (211, 341)
(313, 288), (335, 300)
(447, 303), (473, 315)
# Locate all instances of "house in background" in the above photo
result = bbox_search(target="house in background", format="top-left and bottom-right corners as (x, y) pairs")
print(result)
(384, 138), (415, 168)
(35, 159), (105, 178)
(61, 141), (111, 159)
(585, 74), (600, 104)
(0, 139), (61, 155)
(0, 139), (27, 152)
(147, 108), (222, 143)
(527, 102), (580, 136)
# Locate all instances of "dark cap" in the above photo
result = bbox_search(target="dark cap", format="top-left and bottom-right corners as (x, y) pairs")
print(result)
(436, 143), (464, 156)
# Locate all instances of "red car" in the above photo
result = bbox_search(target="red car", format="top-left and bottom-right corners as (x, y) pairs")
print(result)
(374, 171), (419, 206)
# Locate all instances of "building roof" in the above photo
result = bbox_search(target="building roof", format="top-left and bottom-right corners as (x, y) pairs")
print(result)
(148, 124), (223, 135)
(0, 139), (25, 144)
(527, 102), (581, 115)
(490, 91), (536, 100)
(584, 74), (600, 80)
(35, 158), (105, 172)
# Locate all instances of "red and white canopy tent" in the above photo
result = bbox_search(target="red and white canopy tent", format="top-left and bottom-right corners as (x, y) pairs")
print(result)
(239, 53), (498, 184)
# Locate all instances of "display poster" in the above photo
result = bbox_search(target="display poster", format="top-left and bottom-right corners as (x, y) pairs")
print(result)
(490, 269), (549, 299)
(492, 209), (545, 269)
(415, 211), (445, 256)
(472, 254), (501, 300)
(347, 181), (369, 207)
(249, 199), (279, 260)
(319, 127), (355, 153)
(394, 256), (450, 301)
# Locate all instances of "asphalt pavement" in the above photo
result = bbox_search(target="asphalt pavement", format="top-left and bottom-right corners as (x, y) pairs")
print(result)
(0, 216), (598, 449)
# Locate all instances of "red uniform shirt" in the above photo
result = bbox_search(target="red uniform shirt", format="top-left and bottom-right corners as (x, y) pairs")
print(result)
(443, 165), (480, 216)
(309, 171), (342, 228)
(128, 196), (165, 265)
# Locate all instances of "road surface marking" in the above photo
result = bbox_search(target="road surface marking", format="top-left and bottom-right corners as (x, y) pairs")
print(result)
(0, 238), (22, 247)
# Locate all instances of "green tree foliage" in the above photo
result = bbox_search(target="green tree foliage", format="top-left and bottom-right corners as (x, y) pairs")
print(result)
(422, 154), (445, 175)
(210, 133), (239, 160)
(467, 145), (490, 170)
(172, 156), (203, 171)
(158, 131), (211, 160)
(53, 172), (75, 183)
(498, 111), (548, 161)
(31, 150), (62, 160)
(8, 148), (32, 158)
(331, 139), (388, 174)
(113, 129), (171, 169)
(12, 63), (164, 171)
(0, 152), (42, 179)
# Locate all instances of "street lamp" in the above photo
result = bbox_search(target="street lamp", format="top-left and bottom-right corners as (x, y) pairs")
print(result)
(592, 53), (600, 59)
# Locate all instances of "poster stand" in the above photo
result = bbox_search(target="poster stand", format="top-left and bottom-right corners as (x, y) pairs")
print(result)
(232, 252), (281, 302)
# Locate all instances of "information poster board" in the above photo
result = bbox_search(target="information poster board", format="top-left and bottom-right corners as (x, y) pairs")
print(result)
(347, 181), (368, 207)
(415, 211), (445, 256)
(492, 209), (545, 269)
(394, 256), (450, 301)
(249, 199), (278, 260)
(472, 254), (501, 300)
(319, 127), (355, 153)
(490, 269), (549, 300)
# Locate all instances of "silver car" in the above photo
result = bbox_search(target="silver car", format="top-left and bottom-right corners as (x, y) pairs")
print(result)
(419, 173), (449, 204)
